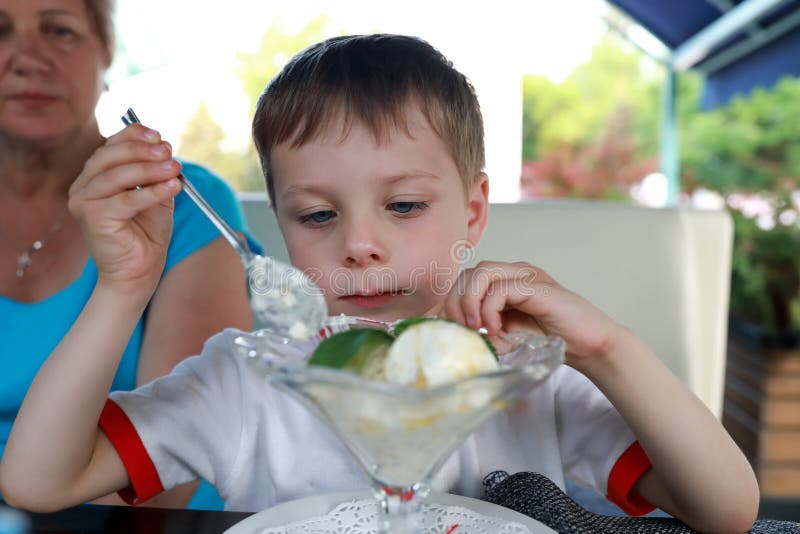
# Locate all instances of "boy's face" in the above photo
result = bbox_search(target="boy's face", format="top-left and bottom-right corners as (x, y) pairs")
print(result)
(271, 107), (488, 323)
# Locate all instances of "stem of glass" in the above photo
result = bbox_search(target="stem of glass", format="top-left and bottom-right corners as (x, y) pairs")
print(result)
(374, 482), (430, 534)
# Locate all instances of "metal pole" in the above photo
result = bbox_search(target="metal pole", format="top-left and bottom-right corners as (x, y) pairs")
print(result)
(660, 62), (679, 206)
(672, 0), (790, 70)
(699, 7), (800, 75)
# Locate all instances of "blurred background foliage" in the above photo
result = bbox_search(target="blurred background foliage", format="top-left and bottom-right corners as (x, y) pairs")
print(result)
(518, 32), (800, 339)
(178, 16), (338, 196)
(682, 79), (800, 338)
(178, 21), (800, 337)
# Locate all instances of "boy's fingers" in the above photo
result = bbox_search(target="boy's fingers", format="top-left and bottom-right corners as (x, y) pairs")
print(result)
(479, 280), (509, 334)
(441, 293), (467, 327)
(441, 270), (469, 325)
(445, 262), (557, 331)
(455, 270), (484, 329)
(457, 262), (527, 328)
(481, 277), (560, 336)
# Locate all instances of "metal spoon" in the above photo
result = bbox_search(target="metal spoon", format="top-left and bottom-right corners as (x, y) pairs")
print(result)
(121, 108), (328, 339)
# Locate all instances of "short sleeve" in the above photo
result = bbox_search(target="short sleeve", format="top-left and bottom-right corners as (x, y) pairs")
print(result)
(98, 398), (163, 504)
(606, 441), (656, 515)
(553, 367), (655, 516)
(164, 161), (262, 273)
(98, 330), (246, 504)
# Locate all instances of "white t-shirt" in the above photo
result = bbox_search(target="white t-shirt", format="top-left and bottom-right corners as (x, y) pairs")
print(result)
(99, 329), (653, 514)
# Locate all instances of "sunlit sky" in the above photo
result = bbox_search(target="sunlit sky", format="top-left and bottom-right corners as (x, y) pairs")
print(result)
(97, 0), (661, 201)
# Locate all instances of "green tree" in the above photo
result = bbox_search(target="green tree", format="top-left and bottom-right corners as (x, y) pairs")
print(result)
(521, 106), (658, 199)
(178, 15), (344, 193)
(237, 16), (342, 116)
(234, 15), (344, 193)
(179, 101), (247, 190)
(521, 33), (663, 200)
(522, 75), (583, 159)
(682, 78), (800, 193)
(682, 77), (800, 335)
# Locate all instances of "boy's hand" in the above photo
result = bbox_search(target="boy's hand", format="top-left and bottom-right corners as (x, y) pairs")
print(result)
(68, 125), (182, 296)
(441, 261), (621, 368)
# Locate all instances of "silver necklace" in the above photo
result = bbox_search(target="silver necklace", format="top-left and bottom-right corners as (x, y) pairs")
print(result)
(1, 211), (68, 278)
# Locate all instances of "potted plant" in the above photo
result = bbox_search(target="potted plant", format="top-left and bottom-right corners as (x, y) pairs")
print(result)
(727, 203), (800, 347)
(682, 77), (800, 346)
(681, 77), (800, 497)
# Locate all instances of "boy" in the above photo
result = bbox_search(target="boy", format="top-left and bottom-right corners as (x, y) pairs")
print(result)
(0, 34), (757, 532)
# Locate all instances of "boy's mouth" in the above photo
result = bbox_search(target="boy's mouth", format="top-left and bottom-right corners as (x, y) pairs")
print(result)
(339, 291), (401, 309)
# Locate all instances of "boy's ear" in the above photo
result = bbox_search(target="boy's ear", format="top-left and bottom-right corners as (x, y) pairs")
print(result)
(466, 173), (490, 247)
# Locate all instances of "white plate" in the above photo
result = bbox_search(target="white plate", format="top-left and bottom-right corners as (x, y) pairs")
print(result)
(224, 490), (556, 533)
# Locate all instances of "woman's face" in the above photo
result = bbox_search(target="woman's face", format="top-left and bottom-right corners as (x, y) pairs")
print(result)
(0, 0), (108, 143)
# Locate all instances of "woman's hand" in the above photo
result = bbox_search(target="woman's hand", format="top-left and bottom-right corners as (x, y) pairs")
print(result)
(441, 260), (622, 368)
(68, 124), (182, 296)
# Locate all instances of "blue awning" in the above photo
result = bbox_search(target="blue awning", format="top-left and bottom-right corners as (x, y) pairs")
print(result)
(607, 0), (800, 108)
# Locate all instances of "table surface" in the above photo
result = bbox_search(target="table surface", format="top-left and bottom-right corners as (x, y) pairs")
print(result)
(22, 503), (253, 534)
(4, 495), (796, 533)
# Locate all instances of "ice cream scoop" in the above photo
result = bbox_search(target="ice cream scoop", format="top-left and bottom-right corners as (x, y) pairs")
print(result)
(385, 320), (498, 389)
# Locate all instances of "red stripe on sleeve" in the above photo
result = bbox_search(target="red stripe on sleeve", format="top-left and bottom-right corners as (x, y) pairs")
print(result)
(98, 398), (164, 505)
(606, 441), (656, 516)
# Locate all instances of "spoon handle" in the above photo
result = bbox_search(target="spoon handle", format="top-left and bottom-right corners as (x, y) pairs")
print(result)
(121, 108), (254, 263)
(180, 178), (253, 262)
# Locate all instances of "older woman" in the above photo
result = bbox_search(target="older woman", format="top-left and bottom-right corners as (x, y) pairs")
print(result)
(0, 0), (256, 508)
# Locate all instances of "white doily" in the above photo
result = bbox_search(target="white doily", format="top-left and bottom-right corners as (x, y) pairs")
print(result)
(260, 498), (532, 534)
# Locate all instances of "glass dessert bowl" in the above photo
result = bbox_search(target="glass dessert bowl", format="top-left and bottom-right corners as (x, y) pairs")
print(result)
(232, 316), (565, 533)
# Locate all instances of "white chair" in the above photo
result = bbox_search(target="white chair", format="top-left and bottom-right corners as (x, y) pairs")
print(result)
(472, 200), (732, 418)
(239, 196), (732, 418)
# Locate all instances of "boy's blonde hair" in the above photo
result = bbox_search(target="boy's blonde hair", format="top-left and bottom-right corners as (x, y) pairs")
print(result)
(252, 34), (485, 206)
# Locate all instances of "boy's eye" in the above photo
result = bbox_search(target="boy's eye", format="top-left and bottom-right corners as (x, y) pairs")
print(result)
(388, 201), (428, 215)
(299, 210), (336, 225)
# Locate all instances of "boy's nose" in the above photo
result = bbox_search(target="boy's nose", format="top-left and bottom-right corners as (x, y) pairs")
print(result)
(341, 219), (390, 267)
